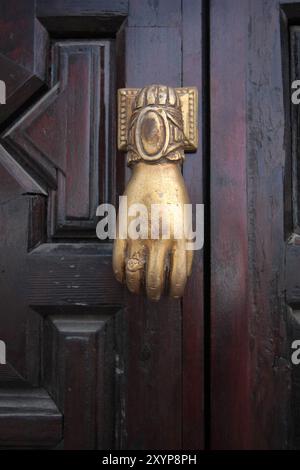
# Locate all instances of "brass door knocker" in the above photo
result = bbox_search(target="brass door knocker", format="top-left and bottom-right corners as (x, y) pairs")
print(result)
(113, 85), (198, 301)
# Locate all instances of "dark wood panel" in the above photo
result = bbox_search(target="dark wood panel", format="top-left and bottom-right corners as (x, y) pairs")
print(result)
(0, 145), (47, 196)
(25, 309), (43, 386)
(0, 388), (62, 448)
(123, 296), (182, 449)
(0, 0), (37, 70)
(3, 40), (114, 238)
(124, 27), (181, 90)
(247, 0), (290, 450)
(26, 244), (124, 306)
(0, 0), (206, 451)
(0, 57), (45, 128)
(43, 312), (116, 450)
(0, 193), (32, 380)
(120, 0), (183, 450)
(289, 27), (300, 234)
(182, 0), (205, 450)
(27, 195), (47, 250)
(210, 0), (251, 449)
(36, 0), (128, 37)
(0, 157), (24, 202)
(37, 0), (128, 17)
(0, 0), (47, 126)
(115, 24), (126, 200)
(211, 0), (291, 450)
(0, 363), (25, 384)
(0, 0), (125, 452)
(287, 306), (300, 447)
(128, 0), (181, 27)
(287, 244), (300, 305)
(286, 237), (300, 446)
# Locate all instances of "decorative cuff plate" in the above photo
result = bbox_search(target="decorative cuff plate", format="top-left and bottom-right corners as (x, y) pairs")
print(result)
(118, 86), (198, 157)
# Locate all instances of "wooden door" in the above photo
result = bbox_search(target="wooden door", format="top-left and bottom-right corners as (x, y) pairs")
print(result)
(0, 0), (205, 449)
(210, 0), (300, 450)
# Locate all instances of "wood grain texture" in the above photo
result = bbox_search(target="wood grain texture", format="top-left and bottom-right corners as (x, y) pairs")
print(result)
(122, 296), (182, 449)
(211, 0), (291, 449)
(0, 1), (123, 450)
(26, 244), (124, 306)
(37, 0), (128, 17)
(43, 313), (116, 450)
(36, 0), (128, 36)
(182, 0), (205, 450)
(247, 0), (290, 450)
(289, 27), (300, 234)
(287, 306), (300, 447)
(0, 194), (31, 380)
(0, 0), (206, 450)
(210, 0), (252, 449)
(128, 0), (181, 26)
(283, 5), (300, 448)
(0, 145), (47, 195)
(119, 0), (185, 450)
(3, 40), (114, 239)
(125, 28), (181, 90)
(0, 0), (36, 70)
(0, 0), (47, 126)
(0, 388), (62, 449)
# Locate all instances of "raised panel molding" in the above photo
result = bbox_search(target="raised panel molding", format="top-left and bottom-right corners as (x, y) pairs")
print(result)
(286, 306), (300, 448)
(0, 388), (62, 449)
(26, 243), (124, 306)
(3, 40), (113, 239)
(43, 313), (116, 450)
(0, 0), (127, 451)
(0, 0), (48, 127)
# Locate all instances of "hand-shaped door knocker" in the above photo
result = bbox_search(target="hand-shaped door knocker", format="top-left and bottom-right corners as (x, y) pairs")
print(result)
(113, 84), (198, 301)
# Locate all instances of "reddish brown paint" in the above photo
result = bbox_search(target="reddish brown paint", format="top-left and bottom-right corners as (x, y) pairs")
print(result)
(0, 0), (205, 450)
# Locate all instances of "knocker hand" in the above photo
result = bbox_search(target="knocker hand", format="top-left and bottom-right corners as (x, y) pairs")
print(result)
(113, 84), (197, 301)
(113, 162), (193, 301)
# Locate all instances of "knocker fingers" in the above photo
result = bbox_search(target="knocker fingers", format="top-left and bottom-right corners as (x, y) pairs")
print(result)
(169, 241), (188, 299)
(125, 242), (146, 295)
(146, 241), (170, 302)
(112, 237), (127, 283)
